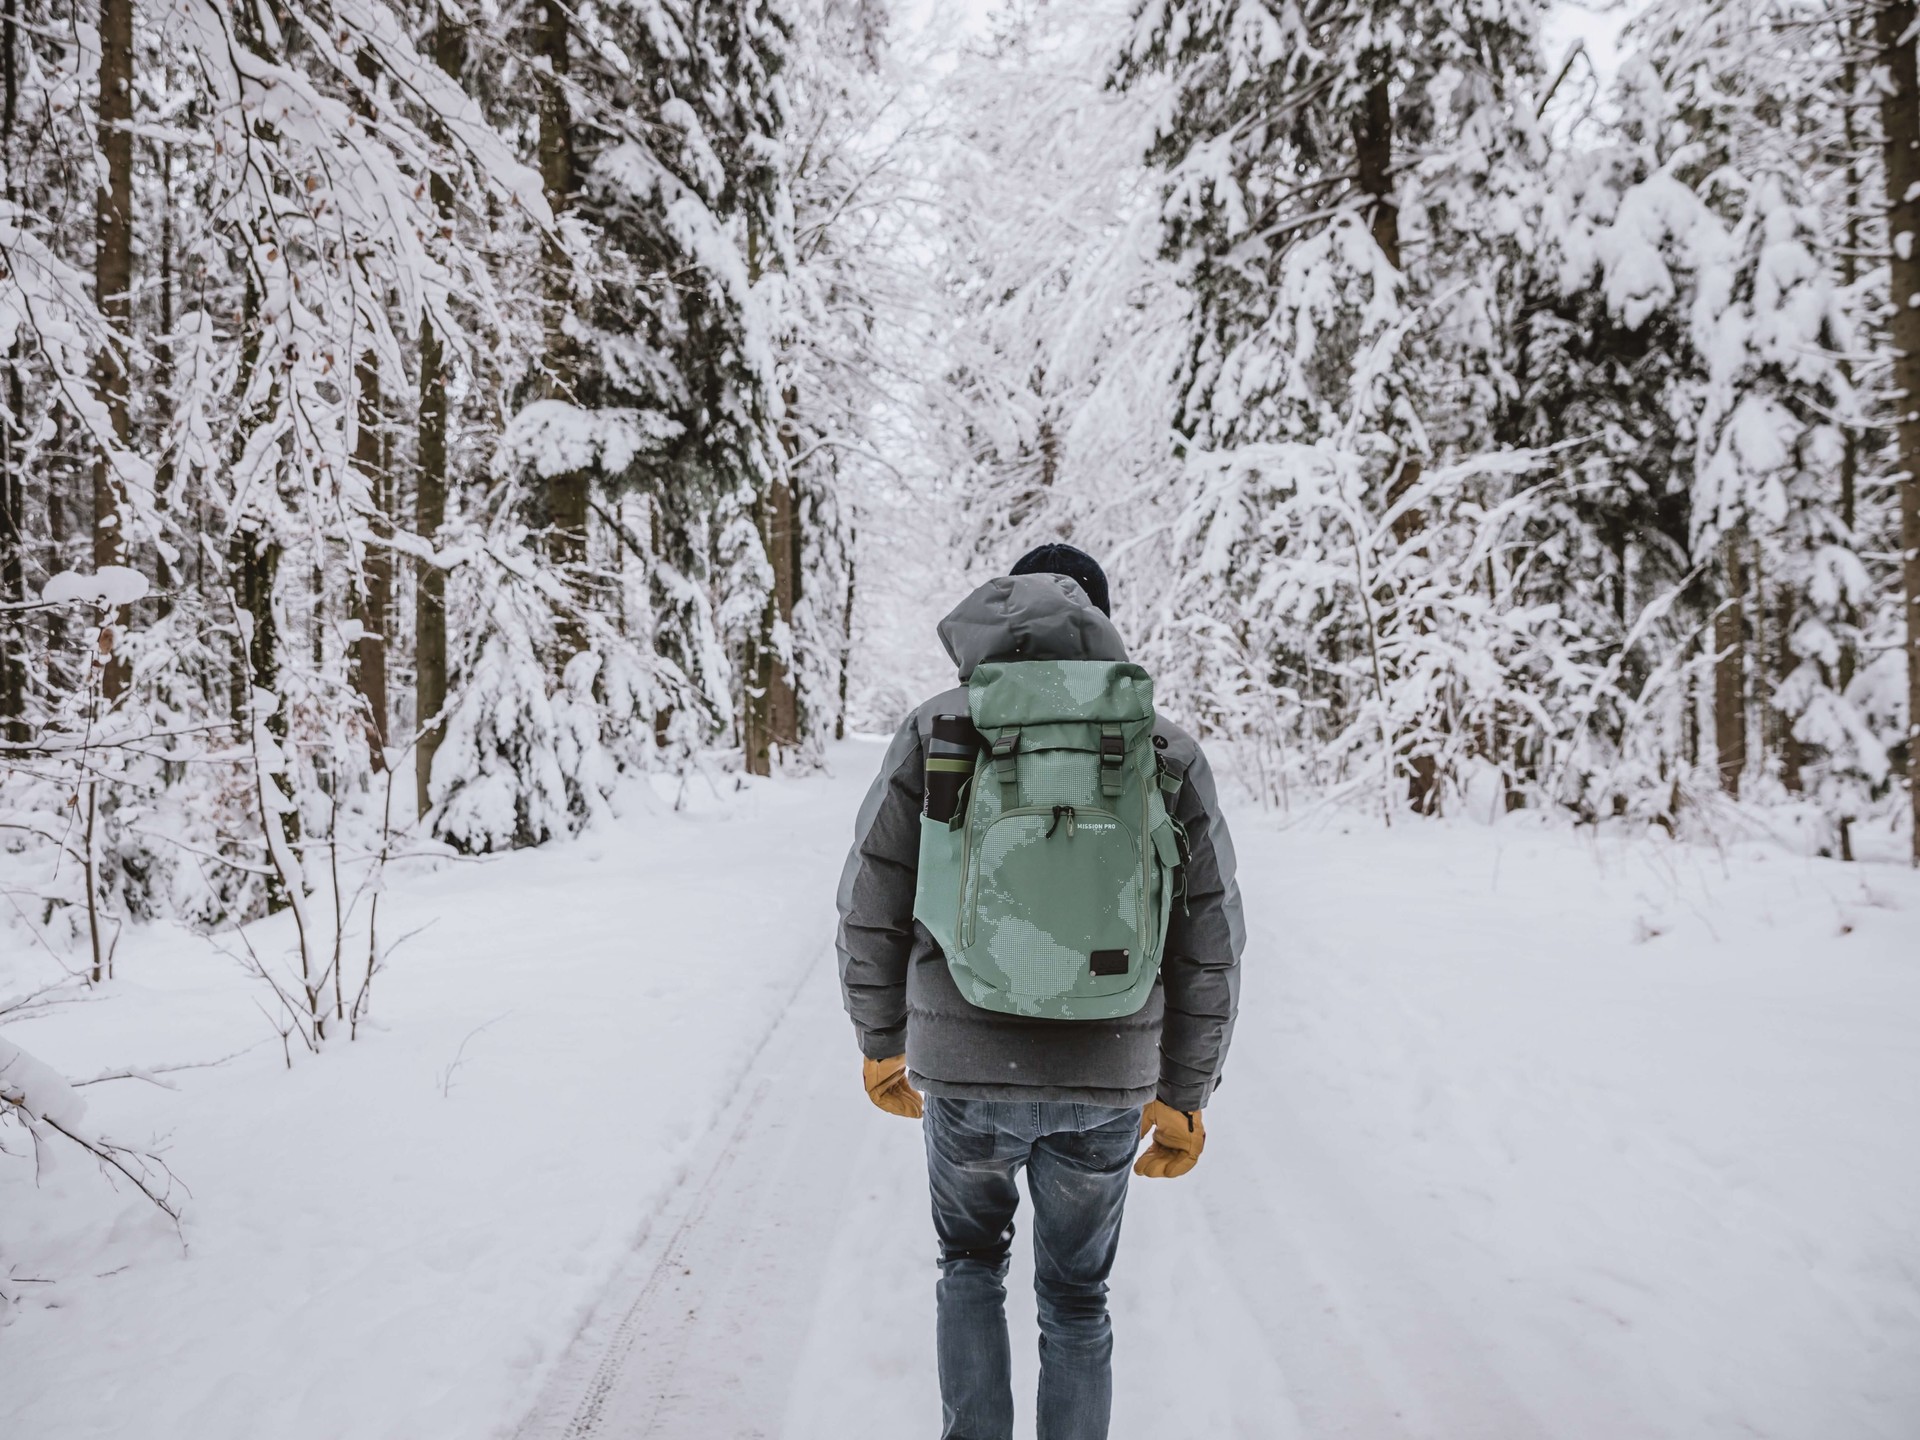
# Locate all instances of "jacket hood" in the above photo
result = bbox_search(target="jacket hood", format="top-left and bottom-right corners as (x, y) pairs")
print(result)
(937, 574), (1128, 681)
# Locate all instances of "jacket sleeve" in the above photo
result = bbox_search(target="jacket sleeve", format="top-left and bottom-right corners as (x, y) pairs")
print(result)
(835, 714), (925, 1060)
(1157, 742), (1245, 1111)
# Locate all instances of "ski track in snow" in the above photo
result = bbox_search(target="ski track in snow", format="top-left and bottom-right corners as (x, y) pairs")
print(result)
(6, 740), (1919, 1440)
(516, 952), (1555, 1440)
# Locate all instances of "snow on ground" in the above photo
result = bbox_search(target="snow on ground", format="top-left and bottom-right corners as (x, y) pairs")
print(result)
(4, 739), (1919, 1439)
(0, 760), (863, 1440)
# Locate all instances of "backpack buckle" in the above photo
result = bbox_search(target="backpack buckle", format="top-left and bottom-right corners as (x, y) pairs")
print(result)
(991, 732), (1020, 793)
(1099, 725), (1125, 797)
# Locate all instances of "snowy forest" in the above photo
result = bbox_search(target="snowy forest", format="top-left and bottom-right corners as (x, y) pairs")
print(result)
(3, 1), (1919, 1434)
(2, 0), (1917, 962)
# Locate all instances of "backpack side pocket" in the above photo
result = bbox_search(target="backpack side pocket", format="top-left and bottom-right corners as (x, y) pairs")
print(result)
(912, 813), (966, 961)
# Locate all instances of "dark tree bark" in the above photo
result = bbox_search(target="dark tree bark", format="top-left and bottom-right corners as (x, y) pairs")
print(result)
(1841, 43), (1865, 703)
(415, 306), (448, 809)
(1353, 47), (1436, 814)
(742, 228), (799, 776)
(650, 497), (673, 749)
(228, 271), (264, 728)
(785, 471), (804, 742)
(151, 132), (177, 617)
(236, 524), (292, 911)
(536, 0), (589, 668)
(744, 469), (799, 776)
(341, 50), (390, 766)
(1840, 427), (1859, 696)
(352, 356), (389, 764)
(1878, 0), (1920, 865)
(836, 521), (855, 742)
(92, 0), (133, 699)
(0, 0), (25, 741)
(1714, 535), (1748, 798)
(765, 446), (802, 761)
(237, 534), (280, 701)
(414, 13), (460, 819)
(1354, 70), (1399, 271)
(1775, 582), (1803, 794)
(1683, 641), (1699, 769)
(46, 415), (71, 684)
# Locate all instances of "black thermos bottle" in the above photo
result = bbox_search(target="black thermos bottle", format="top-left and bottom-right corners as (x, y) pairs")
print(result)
(924, 714), (981, 822)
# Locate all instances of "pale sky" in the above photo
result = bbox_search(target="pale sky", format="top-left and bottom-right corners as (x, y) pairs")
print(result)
(1543, 0), (1639, 87)
(895, 0), (1642, 98)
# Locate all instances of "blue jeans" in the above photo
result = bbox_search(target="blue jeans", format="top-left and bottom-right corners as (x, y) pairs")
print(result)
(923, 1096), (1142, 1440)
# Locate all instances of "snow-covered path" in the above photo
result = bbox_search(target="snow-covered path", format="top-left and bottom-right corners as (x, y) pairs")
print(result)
(6, 739), (1919, 1439)
(511, 953), (1553, 1440)
(509, 745), (1920, 1440)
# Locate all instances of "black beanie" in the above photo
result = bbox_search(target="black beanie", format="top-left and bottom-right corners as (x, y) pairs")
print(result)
(1009, 542), (1110, 615)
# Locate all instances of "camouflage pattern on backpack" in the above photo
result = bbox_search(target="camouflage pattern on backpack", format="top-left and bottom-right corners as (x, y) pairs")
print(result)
(912, 659), (1184, 1020)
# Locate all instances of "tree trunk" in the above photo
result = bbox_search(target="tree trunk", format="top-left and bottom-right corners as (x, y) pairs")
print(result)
(92, 0), (133, 700)
(836, 522), (855, 742)
(229, 272), (261, 726)
(353, 356), (389, 765)
(742, 641), (767, 775)
(46, 415), (71, 686)
(649, 496), (674, 749)
(239, 533), (279, 702)
(1752, 540), (1771, 767)
(1879, 0), (1920, 865)
(0, 352), (20, 741)
(1354, 51), (1436, 814)
(742, 219), (798, 776)
(1713, 535), (1747, 798)
(415, 313), (449, 809)
(1841, 43), (1864, 702)
(767, 477), (799, 753)
(413, 13), (461, 820)
(1840, 428), (1860, 694)
(0, 0), (24, 741)
(339, 49), (389, 767)
(237, 525), (292, 911)
(744, 470), (798, 776)
(1682, 631), (1699, 769)
(1776, 581), (1803, 793)
(151, 132), (177, 617)
(783, 470), (803, 745)
(536, 0), (589, 669)
(1354, 70), (1399, 269)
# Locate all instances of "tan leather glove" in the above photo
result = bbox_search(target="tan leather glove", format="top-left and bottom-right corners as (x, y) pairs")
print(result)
(862, 1054), (923, 1119)
(1134, 1100), (1204, 1178)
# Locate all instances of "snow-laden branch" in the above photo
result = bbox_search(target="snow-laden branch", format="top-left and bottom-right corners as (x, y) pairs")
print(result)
(0, 1033), (184, 1224)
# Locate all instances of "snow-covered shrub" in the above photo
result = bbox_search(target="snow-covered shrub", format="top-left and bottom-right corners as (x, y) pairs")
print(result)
(429, 572), (614, 853)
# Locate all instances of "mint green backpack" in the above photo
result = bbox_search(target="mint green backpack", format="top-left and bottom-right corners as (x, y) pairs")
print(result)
(912, 659), (1185, 1020)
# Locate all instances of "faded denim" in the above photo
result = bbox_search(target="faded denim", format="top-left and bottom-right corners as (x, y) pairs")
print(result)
(923, 1095), (1141, 1440)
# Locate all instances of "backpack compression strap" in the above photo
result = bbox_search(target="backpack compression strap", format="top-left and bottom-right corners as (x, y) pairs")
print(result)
(1100, 724), (1125, 798)
(990, 731), (1020, 798)
(1153, 749), (1193, 907)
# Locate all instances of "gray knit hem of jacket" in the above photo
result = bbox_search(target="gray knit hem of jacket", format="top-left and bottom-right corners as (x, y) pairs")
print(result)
(834, 573), (1246, 1112)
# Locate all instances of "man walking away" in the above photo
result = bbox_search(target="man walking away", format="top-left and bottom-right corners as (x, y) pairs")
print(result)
(836, 544), (1245, 1440)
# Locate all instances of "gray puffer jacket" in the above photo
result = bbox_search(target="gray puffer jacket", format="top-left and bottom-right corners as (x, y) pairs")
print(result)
(835, 574), (1245, 1111)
